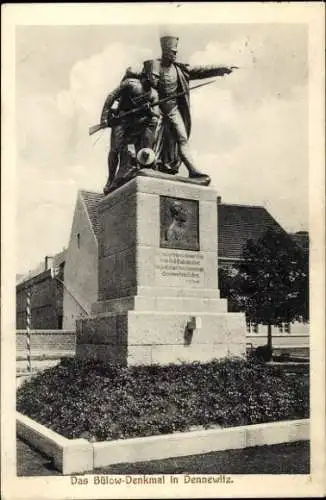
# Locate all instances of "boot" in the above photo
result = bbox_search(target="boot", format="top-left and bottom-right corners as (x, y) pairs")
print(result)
(179, 145), (211, 183)
(103, 151), (119, 195)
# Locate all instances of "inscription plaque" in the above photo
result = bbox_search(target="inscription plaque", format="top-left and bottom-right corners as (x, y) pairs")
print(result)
(160, 196), (199, 251)
(155, 249), (205, 287)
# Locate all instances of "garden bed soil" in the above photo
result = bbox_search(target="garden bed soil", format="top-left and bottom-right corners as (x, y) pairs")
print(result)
(16, 358), (309, 443)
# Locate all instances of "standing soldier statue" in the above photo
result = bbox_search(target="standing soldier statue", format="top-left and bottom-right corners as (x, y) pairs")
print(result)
(124, 35), (237, 184)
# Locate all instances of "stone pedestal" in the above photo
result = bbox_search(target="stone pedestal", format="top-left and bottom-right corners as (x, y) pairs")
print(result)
(76, 174), (246, 366)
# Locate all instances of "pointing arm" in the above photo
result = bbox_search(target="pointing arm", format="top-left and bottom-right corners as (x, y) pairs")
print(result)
(186, 64), (237, 80)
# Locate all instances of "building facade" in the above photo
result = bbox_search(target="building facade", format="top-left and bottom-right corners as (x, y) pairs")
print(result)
(62, 191), (99, 329)
(16, 251), (65, 329)
(217, 200), (309, 335)
(218, 201), (289, 270)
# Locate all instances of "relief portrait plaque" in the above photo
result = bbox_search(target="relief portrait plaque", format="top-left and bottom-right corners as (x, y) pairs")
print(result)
(160, 196), (199, 251)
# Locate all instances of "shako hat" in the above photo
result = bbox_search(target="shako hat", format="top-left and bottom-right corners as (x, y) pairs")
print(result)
(142, 59), (161, 77)
(160, 35), (179, 52)
(136, 148), (156, 166)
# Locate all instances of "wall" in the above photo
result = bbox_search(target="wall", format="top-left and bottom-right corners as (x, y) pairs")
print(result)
(246, 332), (309, 358)
(218, 258), (310, 338)
(16, 327), (309, 377)
(63, 194), (98, 330)
(16, 329), (75, 377)
(247, 332), (309, 346)
(246, 322), (309, 335)
(16, 268), (64, 330)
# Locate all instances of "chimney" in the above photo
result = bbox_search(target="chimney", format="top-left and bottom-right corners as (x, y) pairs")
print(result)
(44, 255), (53, 271)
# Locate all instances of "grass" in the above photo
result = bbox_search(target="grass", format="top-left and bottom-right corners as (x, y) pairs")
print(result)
(16, 357), (309, 442)
(17, 438), (62, 477)
(95, 440), (310, 475)
(17, 438), (310, 476)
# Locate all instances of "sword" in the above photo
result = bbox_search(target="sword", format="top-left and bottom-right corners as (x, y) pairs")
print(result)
(89, 79), (218, 136)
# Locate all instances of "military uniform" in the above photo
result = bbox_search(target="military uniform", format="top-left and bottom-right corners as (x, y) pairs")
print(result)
(101, 62), (160, 194)
(101, 78), (159, 155)
(124, 36), (234, 179)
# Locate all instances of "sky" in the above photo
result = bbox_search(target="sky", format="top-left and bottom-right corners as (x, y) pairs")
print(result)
(15, 22), (309, 275)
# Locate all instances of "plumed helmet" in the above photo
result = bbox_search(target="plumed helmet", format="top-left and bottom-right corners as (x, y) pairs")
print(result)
(160, 35), (179, 52)
(136, 148), (156, 166)
(142, 59), (161, 77)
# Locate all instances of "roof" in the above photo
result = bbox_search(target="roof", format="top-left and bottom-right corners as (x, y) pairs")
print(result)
(53, 249), (66, 266)
(218, 203), (287, 260)
(16, 191), (295, 286)
(16, 189), (103, 287)
(80, 190), (103, 240)
(78, 193), (290, 262)
(17, 249), (67, 286)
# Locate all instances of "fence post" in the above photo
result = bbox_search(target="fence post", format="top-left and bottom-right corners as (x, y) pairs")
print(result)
(26, 287), (32, 376)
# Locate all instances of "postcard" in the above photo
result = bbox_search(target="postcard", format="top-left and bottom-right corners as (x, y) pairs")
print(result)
(1, 2), (325, 499)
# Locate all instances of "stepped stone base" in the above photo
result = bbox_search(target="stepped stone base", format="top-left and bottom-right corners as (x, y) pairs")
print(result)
(76, 175), (246, 366)
(77, 309), (245, 366)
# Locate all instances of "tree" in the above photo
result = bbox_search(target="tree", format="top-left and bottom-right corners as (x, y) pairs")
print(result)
(218, 267), (243, 312)
(219, 228), (309, 355)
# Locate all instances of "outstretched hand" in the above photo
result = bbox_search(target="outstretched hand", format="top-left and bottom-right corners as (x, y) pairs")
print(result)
(225, 66), (239, 74)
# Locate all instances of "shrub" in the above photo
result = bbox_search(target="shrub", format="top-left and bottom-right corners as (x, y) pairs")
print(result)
(16, 357), (309, 441)
(254, 344), (273, 362)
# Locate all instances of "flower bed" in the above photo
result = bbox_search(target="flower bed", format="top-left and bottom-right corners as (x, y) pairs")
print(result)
(16, 358), (309, 442)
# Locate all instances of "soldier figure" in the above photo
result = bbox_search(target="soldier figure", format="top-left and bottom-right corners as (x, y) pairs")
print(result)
(101, 60), (161, 195)
(125, 35), (237, 182)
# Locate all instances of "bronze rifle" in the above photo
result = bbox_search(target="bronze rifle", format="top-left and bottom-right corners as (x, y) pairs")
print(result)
(89, 79), (220, 136)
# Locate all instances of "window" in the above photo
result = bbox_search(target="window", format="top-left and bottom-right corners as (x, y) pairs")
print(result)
(246, 321), (259, 333)
(278, 323), (291, 333)
(284, 323), (291, 333)
(77, 233), (80, 248)
(57, 315), (63, 329)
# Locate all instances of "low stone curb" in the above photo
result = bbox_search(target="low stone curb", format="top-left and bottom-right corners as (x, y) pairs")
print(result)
(16, 413), (93, 474)
(93, 419), (309, 468)
(17, 412), (309, 474)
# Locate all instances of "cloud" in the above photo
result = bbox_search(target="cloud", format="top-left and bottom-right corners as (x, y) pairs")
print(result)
(17, 42), (155, 272)
(186, 35), (308, 232)
(190, 26), (308, 106)
(189, 84), (308, 231)
(17, 42), (153, 165)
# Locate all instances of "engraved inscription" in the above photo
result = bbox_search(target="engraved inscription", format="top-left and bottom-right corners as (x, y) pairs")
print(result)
(156, 250), (205, 287)
(160, 196), (199, 251)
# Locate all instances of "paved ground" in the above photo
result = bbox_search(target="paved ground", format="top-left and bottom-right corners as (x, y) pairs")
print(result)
(17, 439), (62, 476)
(17, 438), (310, 476)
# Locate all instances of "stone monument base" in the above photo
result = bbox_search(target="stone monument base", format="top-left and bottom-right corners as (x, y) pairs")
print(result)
(77, 289), (245, 366)
(76, 174), (246, 366)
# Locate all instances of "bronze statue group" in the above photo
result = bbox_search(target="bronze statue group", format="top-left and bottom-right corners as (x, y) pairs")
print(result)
(90, 35), (236, 195)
